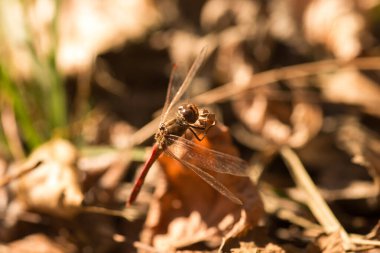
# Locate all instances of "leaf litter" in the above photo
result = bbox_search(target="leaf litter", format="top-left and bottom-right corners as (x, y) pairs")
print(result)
(1, 0), (380, 252)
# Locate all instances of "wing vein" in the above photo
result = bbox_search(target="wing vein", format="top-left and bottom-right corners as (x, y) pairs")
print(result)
(161, 47), (208, 123)
(164, 148), (242, 205)
(166, 135), (247, 176)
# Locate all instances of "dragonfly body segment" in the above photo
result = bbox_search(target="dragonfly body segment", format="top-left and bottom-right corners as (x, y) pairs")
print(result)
(155, 104), (213, 149)
(127, 104), (216, 206)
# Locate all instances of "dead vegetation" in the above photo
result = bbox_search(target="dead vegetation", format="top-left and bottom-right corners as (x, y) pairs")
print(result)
(1, 0), (380, 252)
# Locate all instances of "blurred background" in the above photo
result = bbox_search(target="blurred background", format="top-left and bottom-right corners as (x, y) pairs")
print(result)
(1, 0), (380, 252)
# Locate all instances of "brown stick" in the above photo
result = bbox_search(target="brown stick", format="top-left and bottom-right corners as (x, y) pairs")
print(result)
(280, 146), (352, 250)
(0, 161), (42, 187)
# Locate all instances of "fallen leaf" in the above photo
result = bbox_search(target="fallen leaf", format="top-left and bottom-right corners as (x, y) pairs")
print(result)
(0, 234), (73, 253)
(304, 0), (365, 61)
(201, 0), (259, 32)
(141, 123), (264, 251)
(0, 0), (160, 78)
(233, 85), (323, 148)
(231, 241), (286, 253)
(10, 139), (83, 218)
(336, 118), (380, 200)
(288, 99), (323, 148)
(314, 231), (345, 253)
(57, 0), (160, 74)
(320, 69), (380, 117)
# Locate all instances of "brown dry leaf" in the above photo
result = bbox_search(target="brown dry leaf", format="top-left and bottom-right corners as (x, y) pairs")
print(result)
(320, 69), (380, 117)
(233, 86), (323, 148)
(304, 0), (365, 61)
(288, 101), (323, 147)
(314, 231), (345, 253)
(141, 123), (264, 251)
(231, 242), (286, 253)
(0, 234), (72, 253)
(201, 0), (259, 32)
(337, 118), (380, 197)
(267, 0), (309, 46)
(10, 139), (83, 218)
(0, 0), (160, 78)
(214, 38), (322, 148)
(58, 0), (160, 74)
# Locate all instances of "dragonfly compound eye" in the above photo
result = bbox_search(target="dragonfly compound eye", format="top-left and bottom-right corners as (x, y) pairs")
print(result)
(178, 104), (199, 124)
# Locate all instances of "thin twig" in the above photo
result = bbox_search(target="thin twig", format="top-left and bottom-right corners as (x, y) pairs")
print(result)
(126, 57), (380, 148)
(99, 150), (133, 189)
(350, 237), (380, 247)
(0, 160), (42, 187)
(125, 116), (160, 148)
(80, 205), (142, 221)
(280, 146), (352, 250)
(193, 57), (380, 105)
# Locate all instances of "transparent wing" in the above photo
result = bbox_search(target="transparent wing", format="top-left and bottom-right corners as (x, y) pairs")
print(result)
(160, 64), (178, 125)
(161, 47), (208, 124)
(164, 148), (243, 205)
(166, 135), (247, 176)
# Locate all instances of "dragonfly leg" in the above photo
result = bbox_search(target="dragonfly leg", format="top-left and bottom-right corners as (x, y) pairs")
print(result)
(189, 127), (207, 141)
(189, 117), (216, 141)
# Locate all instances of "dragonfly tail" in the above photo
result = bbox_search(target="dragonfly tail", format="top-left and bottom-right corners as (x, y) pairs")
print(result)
(127, 144), (162, 206)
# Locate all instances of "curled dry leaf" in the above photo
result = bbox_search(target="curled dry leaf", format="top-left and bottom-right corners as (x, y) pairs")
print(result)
(231, 242), (286, 253)
(313, 231), (345, 253)
(337, 118), (380, 196)
(267, 0), (308, 46)
(141, 123), (264, 251)
(10, 139), (83, 218)
(320, 69), (380, 117)
(288, 100), (323, 147)
(58, 0), (160, 74)
(0, 0), (160, 78)
(214, 39), (322, 148)
(0, 234), (71, 253)
(304, 0), (365, 61)
(233, 85), (323, 148)
(200, 0), (259, 32)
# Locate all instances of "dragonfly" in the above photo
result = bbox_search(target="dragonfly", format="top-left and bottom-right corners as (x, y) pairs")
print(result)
(128, 48), (248, 206)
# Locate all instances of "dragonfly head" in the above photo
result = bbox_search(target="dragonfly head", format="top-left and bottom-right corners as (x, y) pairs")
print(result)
(178, 104), (199, 124)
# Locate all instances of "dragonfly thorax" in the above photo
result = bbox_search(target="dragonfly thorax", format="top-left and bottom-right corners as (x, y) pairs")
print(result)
(177, 104), (199, 124)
